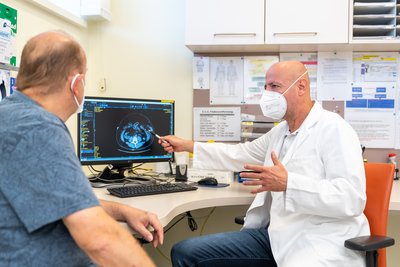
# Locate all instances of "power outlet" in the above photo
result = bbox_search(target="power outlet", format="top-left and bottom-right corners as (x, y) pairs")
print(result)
(98, 78), (106, 92)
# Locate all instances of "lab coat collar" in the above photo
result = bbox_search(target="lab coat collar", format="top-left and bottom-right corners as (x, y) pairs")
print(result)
(297, 101), (322, 131)
(280, 101), (322, 165)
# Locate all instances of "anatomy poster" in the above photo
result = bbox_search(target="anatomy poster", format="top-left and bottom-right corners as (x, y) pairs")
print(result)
(193, 55), (210, 89)
(210, 57), (244, 105)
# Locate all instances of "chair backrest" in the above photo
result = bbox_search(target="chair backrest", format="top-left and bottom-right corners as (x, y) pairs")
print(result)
(364, 162), (394, 267)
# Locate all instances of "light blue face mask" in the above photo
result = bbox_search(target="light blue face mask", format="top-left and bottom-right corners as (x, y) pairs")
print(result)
(70, 73), (85, 114)
(259, 70), (308, 120)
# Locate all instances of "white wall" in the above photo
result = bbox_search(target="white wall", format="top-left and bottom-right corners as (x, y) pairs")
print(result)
(85, 0), (193, 140)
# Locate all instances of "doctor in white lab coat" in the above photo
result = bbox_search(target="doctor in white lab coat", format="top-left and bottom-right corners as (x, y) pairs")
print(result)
(162, 61), (369, 267)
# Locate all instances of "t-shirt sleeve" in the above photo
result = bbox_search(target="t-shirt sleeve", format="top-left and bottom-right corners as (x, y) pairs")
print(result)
(0, 122), (100, 233)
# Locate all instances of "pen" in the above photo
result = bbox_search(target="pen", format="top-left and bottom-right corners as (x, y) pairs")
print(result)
(154, 133), (169, 144)
(140, 125), (169, 144)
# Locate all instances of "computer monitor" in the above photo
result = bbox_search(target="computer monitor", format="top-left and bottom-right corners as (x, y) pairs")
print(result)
(77, 96), (174, 179)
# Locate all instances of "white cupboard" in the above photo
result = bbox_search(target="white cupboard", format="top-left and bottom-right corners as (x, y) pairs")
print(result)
(185, 0), (400, 52)
(265, 0), (349, 44)
(185, 0), (265, 45)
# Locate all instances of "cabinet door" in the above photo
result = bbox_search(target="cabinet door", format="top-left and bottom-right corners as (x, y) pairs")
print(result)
(185, 0), (265, 45)
(265, 0), (349, 44)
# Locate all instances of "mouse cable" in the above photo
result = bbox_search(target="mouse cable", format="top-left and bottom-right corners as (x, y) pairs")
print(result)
(186, 211), (198, 231)
(163, 214), (186, 234)
(199, 207), (216, 236)
(156, 246), (171, 263)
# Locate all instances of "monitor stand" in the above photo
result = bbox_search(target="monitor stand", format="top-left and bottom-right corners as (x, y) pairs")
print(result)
(97, 163), (132, 182)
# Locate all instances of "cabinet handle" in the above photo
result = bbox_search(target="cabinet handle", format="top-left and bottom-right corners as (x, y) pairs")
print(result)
(214, 33), (257, 37)
(273, 32), (318, 37)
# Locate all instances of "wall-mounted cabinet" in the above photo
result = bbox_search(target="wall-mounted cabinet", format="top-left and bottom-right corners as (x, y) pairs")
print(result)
(351, 0), (398, 39)
(185, 0), (265, 45)
(185, 0), (400, 53)
(185, 0), (349, 47)
(265, 0), (349, 44)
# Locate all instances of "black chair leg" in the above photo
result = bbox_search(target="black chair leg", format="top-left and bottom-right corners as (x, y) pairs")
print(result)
(366, 250), (378, 267)
(234, 215), (245, 225)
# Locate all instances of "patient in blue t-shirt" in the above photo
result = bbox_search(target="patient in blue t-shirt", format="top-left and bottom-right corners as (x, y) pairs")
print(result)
(0, 31), (163, 267)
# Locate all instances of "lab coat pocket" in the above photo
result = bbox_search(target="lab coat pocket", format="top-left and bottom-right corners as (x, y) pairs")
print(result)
(286, 154), (322, 179)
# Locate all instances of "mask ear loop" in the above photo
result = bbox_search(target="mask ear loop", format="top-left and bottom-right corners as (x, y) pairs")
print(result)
(70, 73), (82, 108)
(282, 70), (308, 96)
(70, 73), (80, 91)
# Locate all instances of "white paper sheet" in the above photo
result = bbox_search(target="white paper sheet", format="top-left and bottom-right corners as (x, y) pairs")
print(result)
(353, 53), (398, 83)
(243, 56), (279, 104)
(193, 55), (210, 89)
(345, 108), (395, 148)
(317, 52), (352, 101)
(396, 114), (400, 149)
(210, 57), (244, 105)
(193, 107), (241, 141)
(345, 52), (398, 149)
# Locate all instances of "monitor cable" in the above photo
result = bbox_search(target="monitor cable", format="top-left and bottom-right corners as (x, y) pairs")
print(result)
(186, 211), (197, 231)
(168, 160), (174, 175)
(89, 165), (102, 173)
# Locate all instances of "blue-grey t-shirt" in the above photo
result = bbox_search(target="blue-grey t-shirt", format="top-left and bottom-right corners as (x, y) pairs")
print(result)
(0, 91), (100, 266)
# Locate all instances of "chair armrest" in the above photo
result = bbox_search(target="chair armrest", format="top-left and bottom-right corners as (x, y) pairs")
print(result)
(234, 215), (245, 225)
(344, 235), (395, 251)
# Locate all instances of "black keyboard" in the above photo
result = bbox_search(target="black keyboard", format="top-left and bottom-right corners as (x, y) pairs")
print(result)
(107, 183), (198, 198)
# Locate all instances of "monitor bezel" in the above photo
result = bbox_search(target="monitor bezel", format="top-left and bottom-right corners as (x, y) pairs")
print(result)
(77, 95), (175, 166)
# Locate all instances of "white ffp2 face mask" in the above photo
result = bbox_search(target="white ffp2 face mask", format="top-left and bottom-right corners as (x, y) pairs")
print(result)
(259, 90), (287, 120)
(70, 73), (85, 114)
(259, 70), (308, 120)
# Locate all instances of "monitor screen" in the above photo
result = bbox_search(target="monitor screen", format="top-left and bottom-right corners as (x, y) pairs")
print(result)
(78, 96), (174, 166)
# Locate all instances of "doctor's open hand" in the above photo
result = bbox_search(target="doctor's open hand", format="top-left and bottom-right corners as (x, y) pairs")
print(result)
(241, 152), (288, 193)
(159, 135), (194, 153)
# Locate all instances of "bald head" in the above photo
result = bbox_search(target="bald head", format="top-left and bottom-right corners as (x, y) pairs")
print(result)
(267, 61), (308, 84)
(16, 31), (86, 94)
(265, 61), (310, 96)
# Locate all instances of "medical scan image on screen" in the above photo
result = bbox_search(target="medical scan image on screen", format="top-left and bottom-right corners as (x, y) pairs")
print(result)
(116, 112), (155, 153)
(78, 97), (174, 165)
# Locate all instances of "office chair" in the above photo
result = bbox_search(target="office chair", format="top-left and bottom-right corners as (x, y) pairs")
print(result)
(235, 162), (395, 267)
(345, 162), (395, 267)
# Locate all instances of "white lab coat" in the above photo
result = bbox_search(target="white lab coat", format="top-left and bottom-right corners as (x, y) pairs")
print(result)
(193, 102), (369, 267)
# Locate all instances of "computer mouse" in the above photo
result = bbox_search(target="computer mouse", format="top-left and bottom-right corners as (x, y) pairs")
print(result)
(197, 177), (218, 186)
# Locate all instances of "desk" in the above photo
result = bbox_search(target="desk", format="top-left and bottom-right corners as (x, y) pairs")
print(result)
(95, 180), (400, 226)
(94, 182), (255, 227)
(96, 181), (400, 267)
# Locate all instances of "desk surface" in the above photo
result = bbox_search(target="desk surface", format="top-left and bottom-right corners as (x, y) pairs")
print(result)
(94, 182), (255, 227)
(94, 180), (400, 226)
